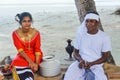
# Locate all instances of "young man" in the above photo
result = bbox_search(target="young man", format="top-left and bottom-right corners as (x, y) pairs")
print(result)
(64, 12), (111, 80)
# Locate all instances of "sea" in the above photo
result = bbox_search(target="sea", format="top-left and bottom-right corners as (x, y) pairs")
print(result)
(0, 0), (120, 65)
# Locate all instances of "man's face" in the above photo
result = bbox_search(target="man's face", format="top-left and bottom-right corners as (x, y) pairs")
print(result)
(86, 19), (99, 32)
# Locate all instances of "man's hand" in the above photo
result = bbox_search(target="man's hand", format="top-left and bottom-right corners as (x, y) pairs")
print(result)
(85, 62), (93, 69)
(78, 60), (86, 69)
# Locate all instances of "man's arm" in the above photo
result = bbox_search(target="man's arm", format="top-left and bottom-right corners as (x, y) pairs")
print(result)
(73, 48), (86, 68)
(73, 48), (82, 62)
(86, 51), (110, 68)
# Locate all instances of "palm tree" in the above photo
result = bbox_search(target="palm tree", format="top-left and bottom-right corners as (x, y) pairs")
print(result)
(74, 0), (115, 65)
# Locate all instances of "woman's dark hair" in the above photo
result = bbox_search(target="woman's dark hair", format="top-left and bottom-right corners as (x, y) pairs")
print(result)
(15, 12), (33, 24)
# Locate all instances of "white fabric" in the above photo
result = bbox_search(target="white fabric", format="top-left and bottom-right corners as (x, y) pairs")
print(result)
(64, 13), (111, 80)
(15, 66), (33, 75)
(64, 61), (107, 80)
(0, 71), (3, 76)
(64, 30), (111, 80)
(85, 13), (100, 21)
(74, 30), (111, 62)
(15, 66), (28, 68)
(25, 77), (33, 80)
(17, 69), (33, 74)
(76, 13), (100, 38)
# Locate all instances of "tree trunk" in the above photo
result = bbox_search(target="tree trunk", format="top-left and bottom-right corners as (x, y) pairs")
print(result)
(74, 0), (115, 65)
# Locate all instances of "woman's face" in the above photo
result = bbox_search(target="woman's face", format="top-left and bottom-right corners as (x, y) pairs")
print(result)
(21, 16), (32, 30)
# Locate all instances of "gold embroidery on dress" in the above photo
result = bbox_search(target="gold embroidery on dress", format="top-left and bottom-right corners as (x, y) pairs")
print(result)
(16, 28), (37, 50)
(12, 66), (20, 80)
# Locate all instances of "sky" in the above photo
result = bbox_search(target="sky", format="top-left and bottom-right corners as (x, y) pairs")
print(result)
(0, 0), (120, 6)
(0, 0), (74, 4)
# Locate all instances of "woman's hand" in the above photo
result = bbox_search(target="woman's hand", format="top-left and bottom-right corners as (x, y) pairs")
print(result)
(28, 61), (34, 69)
(33, 63), (39, 72)
(29, 62), (39, 72)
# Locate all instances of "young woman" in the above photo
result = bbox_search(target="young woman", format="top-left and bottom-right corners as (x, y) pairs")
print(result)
(11, 12), (43, 80)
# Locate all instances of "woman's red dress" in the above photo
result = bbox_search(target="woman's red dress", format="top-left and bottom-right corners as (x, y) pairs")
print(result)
(11, 29), (43, 67)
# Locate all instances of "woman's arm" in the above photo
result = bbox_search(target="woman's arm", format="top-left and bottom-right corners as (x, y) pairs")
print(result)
(34, 32), (43, 64)
(32, 31), (43, 72)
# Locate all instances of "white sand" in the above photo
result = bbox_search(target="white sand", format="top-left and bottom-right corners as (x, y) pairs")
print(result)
(0, 5), (120, 66)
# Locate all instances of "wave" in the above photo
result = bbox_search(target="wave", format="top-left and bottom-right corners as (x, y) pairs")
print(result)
(0, 34), (9, 37)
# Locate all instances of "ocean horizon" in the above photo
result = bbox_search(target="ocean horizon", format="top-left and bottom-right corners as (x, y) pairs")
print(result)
(0, 2), (119, 25)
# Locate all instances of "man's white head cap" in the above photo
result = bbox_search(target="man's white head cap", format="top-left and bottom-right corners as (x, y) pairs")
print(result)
(77, 12), (100, 34)
(85, 13), (100, 21)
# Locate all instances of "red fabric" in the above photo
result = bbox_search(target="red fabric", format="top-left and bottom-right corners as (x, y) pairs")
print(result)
(11, 30), (43, 67)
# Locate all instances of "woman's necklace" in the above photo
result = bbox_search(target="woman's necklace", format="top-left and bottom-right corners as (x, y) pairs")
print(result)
(20, 28), (32, 50)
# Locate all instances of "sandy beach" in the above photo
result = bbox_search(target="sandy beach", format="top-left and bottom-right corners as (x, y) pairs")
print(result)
(0, 3), (120, 67)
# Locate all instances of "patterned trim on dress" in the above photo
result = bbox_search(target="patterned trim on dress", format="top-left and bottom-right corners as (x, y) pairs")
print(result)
(14, 28), (39, 43)
(18, 48), (24, 53)
(35, 52), (41, 56)
(12, 66), (20, 80)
